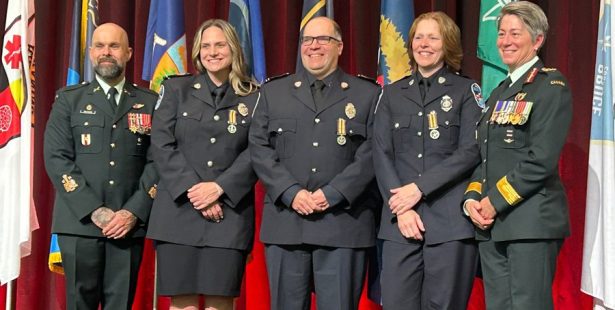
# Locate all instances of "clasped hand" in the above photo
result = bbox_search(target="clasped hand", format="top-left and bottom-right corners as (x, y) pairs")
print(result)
(188, 182), (224, 222)
(291, 189), (330, 215)
(91, 207), (136, 239)
(465, 197), (497, 230)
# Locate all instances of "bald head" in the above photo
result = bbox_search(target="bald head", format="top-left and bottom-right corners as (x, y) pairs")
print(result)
(89, 23), (133, 85)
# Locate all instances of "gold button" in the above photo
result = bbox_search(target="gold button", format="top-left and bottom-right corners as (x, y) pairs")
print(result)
(210, 138), (216, 143)
(418, 112), (423, 116)
(417, 132), (422, 136)
(394, 123), (400, 128)
(112, 124), (117, 129)
(213, 115), (220, 121)
(315, 118), (320, 123)
(417, 154), (423, 158)
(313, 142), (319, 147)
(311, 168), (317, 173)
(84, 122), (89, 126)
(207, 161), (213, 167)
(277, 128), (283, 132)
(110, 161), (115, 166)
(182, 112), (188, 116)
(109, 180), (115, 185)
(110, 143), (116, 148)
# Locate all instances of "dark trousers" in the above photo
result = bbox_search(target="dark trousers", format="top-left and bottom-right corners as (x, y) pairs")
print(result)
(57, 234), (144, 310)
(479, 239), (562, 310)
(381, 239), (478, 310)
(265, 244), (368, 310)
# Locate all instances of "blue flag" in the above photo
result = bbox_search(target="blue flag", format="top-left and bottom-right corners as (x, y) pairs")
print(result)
(377, 0), (414, 85)
(295, 0), (334, 73)
(141, 0), (187, 92)
(50, 0), (99, 275)
(583, 0), (615, 307)
(229, 0), (267, 83)
(66, 0), (98, 85)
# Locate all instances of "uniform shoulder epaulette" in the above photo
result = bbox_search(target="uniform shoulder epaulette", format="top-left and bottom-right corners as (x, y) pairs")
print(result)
(131, 83), (159, 96)
(163, 73), (192, 80)
(62, 81), (90, 92)
(264, 72), (290, 84)
(541, 67), (558, 72)
(356, 74), (380, 86)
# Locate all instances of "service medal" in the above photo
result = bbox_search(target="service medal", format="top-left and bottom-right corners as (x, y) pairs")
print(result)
(337, 118), (347, 145)
(128, 113), (152, 134)
(440, 95), (453, 112)
(228, 110), (238, 133)
(428, 110), (439, 139)
(345, 103), (356, 119)
(237, 103), (249, 116)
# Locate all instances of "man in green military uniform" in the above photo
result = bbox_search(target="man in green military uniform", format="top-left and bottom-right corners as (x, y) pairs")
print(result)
(44, 23), (158, 310)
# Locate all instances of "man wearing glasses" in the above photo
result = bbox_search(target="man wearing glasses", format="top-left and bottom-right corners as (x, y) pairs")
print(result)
(250, 16), (381, 310)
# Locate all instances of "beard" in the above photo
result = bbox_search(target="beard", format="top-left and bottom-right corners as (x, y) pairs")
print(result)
(94, 57), (123, 80)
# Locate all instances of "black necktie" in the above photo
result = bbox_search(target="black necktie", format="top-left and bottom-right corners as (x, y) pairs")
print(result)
(419, 78), (428, 102)
(501, 77), (512, 89)
(213, 87), (225, 107)
(312, 80), (326, 110)
(107, 87), (117, 113)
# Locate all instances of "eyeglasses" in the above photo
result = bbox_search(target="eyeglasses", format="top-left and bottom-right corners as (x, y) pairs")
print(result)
(300, 36), (341, 46)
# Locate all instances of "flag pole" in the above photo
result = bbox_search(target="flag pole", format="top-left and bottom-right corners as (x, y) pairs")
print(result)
(152, 255), (157, 310)
(5, 280), (15, 310)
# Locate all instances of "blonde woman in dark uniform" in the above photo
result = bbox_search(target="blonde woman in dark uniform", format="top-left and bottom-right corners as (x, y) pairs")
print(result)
(374, 12), (482, 309)
(147, 19), (258, 310)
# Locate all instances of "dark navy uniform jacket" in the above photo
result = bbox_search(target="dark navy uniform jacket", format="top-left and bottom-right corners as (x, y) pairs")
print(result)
(464, 60), (572, 242)
(45, 80), (158, 238)
(374, 67), (482, 245)
(249, 69), (381, 248)
(146, 74), (258, 250)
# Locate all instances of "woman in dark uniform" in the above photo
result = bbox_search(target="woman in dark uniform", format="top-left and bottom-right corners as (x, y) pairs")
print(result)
(146, 19), (258, 310)
(464, 2), (572, 309)
(373, 12), (482, 309)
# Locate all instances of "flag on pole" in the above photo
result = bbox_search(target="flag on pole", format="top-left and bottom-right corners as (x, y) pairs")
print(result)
(477, 0), (514, 99)
(0, 0), (34, 285)
(377, 0), (414, 86)
(229, 0), (267, 83)
(49, 0), (99, 275)
(583, 0), (615, 308)
(66, 0), (98, 85)
(141, 0), (188, 92)
(295, 0), (333, 73)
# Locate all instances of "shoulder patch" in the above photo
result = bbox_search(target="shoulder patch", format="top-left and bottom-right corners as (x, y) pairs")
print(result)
(471, 83), (485, 109)
(356, 74), (380, 86)
(164, 73), (192, 80)
(550, 80), (566, 87)
(264, 72), (290, 83)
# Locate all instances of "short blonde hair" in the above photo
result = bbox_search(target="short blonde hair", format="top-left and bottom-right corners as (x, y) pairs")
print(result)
(191, 19), (257, 96)
(408, 11), (463, 72)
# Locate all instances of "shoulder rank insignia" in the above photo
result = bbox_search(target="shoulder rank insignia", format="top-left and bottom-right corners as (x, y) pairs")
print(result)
(164, 73), (192, 80)
(550, 80), (566, 87)
(294, 81), (302, 88)
(341, 82), (349, 89)
(524, 68), (539, 84)
(193, 83), (201, 89)
(264, 72), (290, 84)
(541, 67), (557, 72)
(148, 184), (157, 199)
(356, 74), (380, 86)
(438, 76), (446, 84)
(62, 174), (78, 192)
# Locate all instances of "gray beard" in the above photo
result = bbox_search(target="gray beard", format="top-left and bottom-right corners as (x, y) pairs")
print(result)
(94, 63), (123, 80)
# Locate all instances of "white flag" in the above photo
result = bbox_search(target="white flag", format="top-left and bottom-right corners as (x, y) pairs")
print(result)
(583, 0), (615, 308)
(0, 0), (33, 285)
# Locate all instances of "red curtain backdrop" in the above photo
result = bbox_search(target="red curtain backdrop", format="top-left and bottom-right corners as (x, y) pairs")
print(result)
(0, 0), (597, 309)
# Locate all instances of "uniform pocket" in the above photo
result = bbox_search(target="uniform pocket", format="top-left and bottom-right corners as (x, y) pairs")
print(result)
(268, 118), (297, 159)
(71, 115), (104, 154)
(391, 115), (411, 153)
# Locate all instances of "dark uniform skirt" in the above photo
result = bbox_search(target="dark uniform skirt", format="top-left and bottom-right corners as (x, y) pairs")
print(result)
(155, 242), (248, 297)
